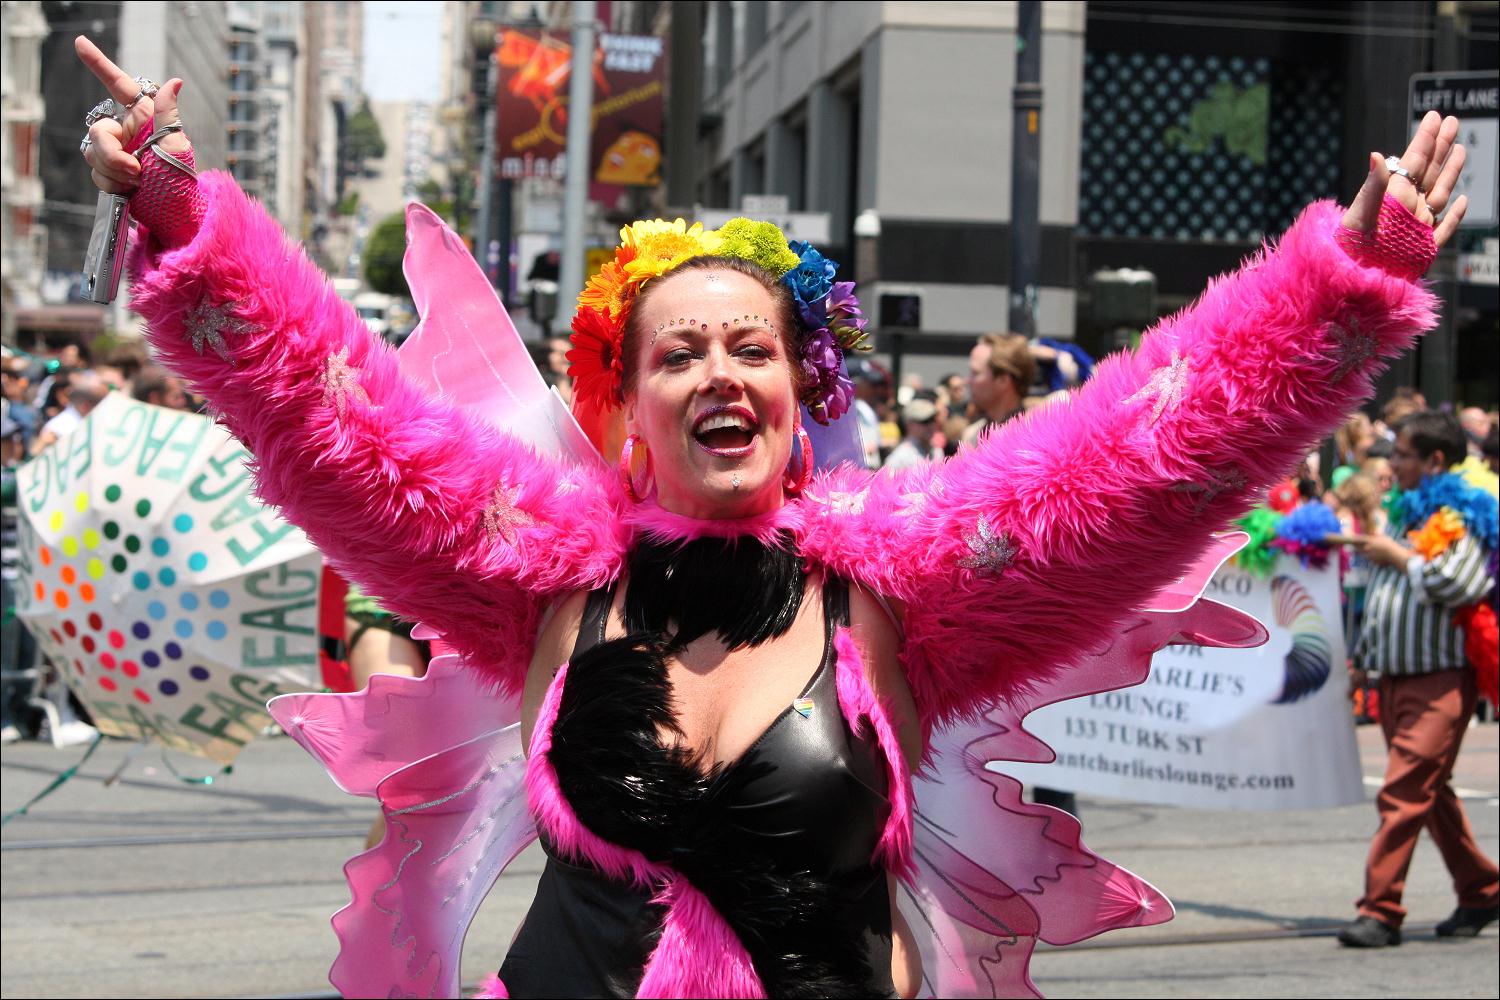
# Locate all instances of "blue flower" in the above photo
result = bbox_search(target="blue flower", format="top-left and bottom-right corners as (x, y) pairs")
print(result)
(785, 240), (838, 309)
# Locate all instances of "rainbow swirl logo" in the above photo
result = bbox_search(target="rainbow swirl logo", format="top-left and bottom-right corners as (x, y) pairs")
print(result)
(1271, 575), (1332, 704)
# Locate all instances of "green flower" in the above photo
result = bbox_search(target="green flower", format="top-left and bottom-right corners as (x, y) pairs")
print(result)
(1232, 506), (1284, 577)
(713, 218), (800, 276)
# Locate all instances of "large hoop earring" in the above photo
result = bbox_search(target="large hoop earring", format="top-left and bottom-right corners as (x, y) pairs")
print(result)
(785, 424), (814, 496)
(619, 433), (653, 503)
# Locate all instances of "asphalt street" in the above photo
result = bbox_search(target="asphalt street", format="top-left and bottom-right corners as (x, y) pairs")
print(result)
(2, 721), (1496, 999)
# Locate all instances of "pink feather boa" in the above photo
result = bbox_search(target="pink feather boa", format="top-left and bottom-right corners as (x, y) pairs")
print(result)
(127, 172), (629, 699)
(797, 201), (1436, 746)
(832, 628), (915, 881)
(127, 177), (1436, 748)
(524, 660), (671, 888)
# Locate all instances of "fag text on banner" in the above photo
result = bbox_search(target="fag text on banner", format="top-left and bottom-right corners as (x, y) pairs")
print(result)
(1000, 560), (1364, 810)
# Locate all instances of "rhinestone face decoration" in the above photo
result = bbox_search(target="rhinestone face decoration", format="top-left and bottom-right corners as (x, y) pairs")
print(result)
(184, 297), (252, 362)
(957, 516), (1018, 578)
(651, 315), (775, 343)
(1124, 348), (1190, 425)
(316, 346), (370, 420)
(482, 483), (534, 544)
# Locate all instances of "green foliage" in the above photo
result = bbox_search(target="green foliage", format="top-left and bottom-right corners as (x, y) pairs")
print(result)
(364, 213), (409, 298)
(346, 100), (387, 169)
(336, 190), (360, 216)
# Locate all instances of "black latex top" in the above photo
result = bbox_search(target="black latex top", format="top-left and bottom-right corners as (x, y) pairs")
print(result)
(500, 576), (896, 998)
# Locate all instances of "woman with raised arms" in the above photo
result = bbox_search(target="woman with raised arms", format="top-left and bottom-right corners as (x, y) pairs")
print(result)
(75, 35), (1466, 999)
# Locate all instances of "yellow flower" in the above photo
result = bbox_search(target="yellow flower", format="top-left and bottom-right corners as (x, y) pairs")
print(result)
(620, 219), (722, 286)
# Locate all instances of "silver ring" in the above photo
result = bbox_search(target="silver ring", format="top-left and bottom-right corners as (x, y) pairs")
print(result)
(1383, 155), (1411, 179)
(123, 77), (159, 110)
(84, 98), (123, 127)
(80, 135), (93, 154)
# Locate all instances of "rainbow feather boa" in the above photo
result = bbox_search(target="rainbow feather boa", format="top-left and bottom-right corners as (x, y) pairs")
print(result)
(1397, 472), (1500, 560)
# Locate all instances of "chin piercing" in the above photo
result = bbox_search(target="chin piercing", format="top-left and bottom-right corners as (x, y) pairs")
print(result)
(731, 474), (743, 490)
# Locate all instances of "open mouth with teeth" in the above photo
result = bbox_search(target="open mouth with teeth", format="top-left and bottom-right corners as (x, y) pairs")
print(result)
(692, 406), (760, 455)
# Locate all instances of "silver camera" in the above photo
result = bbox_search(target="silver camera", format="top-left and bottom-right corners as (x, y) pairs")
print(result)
(81, 191), (130, 304)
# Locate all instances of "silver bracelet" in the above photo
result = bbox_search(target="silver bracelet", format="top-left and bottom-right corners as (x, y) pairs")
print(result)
(150, 143), (197, 179)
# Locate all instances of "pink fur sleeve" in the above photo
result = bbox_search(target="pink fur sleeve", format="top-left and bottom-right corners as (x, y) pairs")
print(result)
(800, 200), (1439, 737)
(127, 172), (628, 695)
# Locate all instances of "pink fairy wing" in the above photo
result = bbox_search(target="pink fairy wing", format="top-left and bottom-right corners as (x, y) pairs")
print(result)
(902, 536), (1268, 997)
(1141, 530), (1247, 613)
(330, 722), (537, 999)
(397, 202), (599, 467)
(268, 653), (518, 797)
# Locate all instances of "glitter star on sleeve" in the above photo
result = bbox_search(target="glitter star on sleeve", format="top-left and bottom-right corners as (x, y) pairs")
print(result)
(1168, 465), (1247, 514)
(481, 483), (534, 544)
(184, 297), (252, 362)
(957, 516), (1017, 578)
(1324, 319), (1379, 383)
(316, 346), (371, 420)
(1123, 348), (1190, 425)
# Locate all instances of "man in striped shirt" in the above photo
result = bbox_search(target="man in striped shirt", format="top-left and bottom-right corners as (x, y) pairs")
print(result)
(1339, 411), (1499, 948)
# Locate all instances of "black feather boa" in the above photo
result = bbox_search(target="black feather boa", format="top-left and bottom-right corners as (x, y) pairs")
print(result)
(624, 531), (807, 649)
(552, 633), (889, 997)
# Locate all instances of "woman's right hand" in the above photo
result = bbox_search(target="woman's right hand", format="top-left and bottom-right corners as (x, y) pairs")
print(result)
(75, 35), (190, 194)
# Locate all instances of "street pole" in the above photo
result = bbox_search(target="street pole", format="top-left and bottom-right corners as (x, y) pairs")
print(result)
(1008, 1), (1042, 337)
(476, 49), (499, 280)
(556, 0), (598, 335)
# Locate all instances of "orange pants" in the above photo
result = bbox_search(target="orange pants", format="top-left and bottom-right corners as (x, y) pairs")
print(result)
(1358, 668), (1499, 926)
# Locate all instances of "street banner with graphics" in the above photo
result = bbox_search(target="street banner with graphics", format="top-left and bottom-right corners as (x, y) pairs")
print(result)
(14, 395), (321, 764)
(1001, 559), (1363, 810)
(495, 29), (665, 185)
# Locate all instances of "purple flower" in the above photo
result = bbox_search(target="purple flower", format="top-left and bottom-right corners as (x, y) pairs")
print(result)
(796, 296), (829, 331)
(798, 325), (853, 424)
(826, 281), (869, 350)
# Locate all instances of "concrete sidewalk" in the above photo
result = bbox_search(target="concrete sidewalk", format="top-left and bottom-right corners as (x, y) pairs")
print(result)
(2, 720), (1495, 998)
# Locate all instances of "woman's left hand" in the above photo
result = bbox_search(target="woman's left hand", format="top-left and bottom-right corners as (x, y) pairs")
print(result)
(1341, 110), (1468, 249)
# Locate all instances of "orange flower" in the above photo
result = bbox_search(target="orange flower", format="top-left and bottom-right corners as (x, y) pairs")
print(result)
(1408, 507), (1466, 560)
(567, 306), (625, 415)
(577, 257), (636, 319)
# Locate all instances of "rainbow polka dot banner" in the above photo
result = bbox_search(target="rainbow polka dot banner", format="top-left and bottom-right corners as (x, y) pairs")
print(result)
(14, 394), (321, 764)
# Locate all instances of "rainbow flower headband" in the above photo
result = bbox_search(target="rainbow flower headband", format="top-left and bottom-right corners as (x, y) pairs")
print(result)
(566, 218), (871, 425)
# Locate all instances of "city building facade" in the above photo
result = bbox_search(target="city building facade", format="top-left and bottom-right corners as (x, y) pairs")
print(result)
(226, 1), (266, 201)
(2, 0), (49, 336)
(652, 0), (1496, 403)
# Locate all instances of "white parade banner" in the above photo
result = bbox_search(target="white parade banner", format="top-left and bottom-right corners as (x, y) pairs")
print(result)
(1001, 559), (1364, 810)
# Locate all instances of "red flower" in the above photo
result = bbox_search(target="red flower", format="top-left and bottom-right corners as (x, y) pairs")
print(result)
(567, 306), (625, 415)
(1267, 479), (1300, 514)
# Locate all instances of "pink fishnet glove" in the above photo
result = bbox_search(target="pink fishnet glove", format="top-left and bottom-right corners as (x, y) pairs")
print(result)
(1336, 194), (1437, 282)
(127, 119), (204, 249)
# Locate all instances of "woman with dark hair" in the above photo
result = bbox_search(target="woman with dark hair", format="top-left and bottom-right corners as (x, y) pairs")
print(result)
(76, 34), (1470, 999)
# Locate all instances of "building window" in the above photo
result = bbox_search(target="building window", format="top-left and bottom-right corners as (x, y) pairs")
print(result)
(743, 1), (768, 59)
(1079, 50), (1342, 242)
